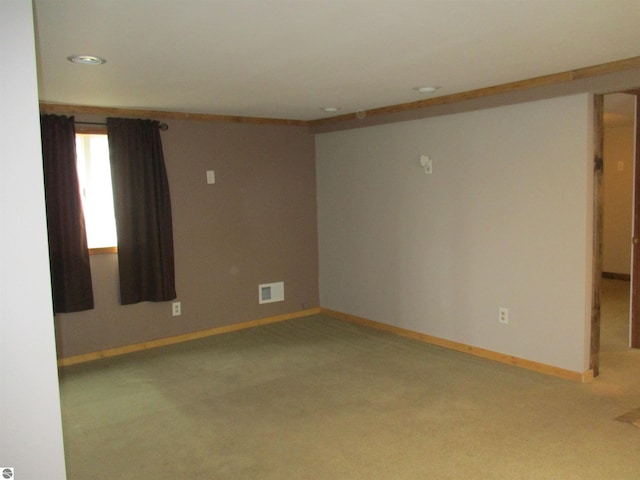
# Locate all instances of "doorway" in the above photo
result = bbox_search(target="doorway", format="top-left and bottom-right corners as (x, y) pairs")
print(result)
(592, 92), (639, 376)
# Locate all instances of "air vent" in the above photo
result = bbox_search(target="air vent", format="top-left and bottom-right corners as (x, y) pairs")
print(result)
(259, 282), (284, 304)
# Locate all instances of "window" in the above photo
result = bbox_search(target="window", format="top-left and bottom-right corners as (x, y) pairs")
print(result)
(75, 133), (117, 250)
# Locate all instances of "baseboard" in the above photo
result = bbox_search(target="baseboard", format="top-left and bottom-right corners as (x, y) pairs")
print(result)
(58, 306), (594, 383)
(320, 308), (593, 383)
(602, 272), (631, 281)
(57, 307), (322, 367)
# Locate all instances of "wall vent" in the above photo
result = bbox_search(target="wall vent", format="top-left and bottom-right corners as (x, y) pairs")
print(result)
(259, 281), (284, 304)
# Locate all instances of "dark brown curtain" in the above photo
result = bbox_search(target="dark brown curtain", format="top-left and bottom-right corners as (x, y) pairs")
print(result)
(107, 118), (176, 305)
(40, 114), (94, 313)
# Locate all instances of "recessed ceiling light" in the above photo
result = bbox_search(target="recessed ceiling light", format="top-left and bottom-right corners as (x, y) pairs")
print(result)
(67, 55), (106, 65)
(413, 86), (439, 94)
(322, 107), (341, 113)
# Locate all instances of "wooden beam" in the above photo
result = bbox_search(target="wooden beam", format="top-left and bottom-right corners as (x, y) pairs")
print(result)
(39, 102), (310, 127)
(309, 56), (640, 127)
(40, 56), (640, 127)
(41, 57), (640, 129)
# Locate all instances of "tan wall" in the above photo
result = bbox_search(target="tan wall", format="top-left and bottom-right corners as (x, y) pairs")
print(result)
(55, 118), (318, 358)
(603, 124), (634, 275)
(316, 94), (593, 373)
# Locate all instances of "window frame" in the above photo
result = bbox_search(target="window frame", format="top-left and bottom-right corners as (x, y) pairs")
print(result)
(75, 124), (118, 255)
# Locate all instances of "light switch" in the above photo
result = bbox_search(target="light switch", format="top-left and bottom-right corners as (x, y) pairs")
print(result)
(206, 170), (215, 184)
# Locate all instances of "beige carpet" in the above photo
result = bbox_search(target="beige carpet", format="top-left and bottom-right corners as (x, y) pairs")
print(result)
(59, 284), (640, 479)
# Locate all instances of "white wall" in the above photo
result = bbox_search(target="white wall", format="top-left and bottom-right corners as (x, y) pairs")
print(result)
(0, 1), (67, 478)
(316, 94), (593, 373)
(603, 124), (634, 275)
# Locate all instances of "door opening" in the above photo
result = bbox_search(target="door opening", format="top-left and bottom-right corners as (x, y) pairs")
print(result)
(592, 91), (639, 377)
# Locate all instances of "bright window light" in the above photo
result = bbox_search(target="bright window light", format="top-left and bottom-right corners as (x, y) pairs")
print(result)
(75, 134), (117, 249)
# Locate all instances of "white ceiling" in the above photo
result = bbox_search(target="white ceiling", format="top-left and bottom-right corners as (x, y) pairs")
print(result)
(33, 0), (640, 122)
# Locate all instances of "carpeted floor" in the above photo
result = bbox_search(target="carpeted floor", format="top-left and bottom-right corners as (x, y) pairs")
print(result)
(58, 280), (640, 479)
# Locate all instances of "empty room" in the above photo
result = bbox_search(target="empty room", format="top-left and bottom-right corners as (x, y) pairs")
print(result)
(2, 1), (640, 479)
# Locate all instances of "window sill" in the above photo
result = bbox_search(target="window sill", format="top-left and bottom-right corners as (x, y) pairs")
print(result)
(89, 246), (117, 255)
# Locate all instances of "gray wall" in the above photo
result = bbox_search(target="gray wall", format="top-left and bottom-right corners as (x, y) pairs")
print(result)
(0, 0), (67, 477)
(316, 94), (593, 373)
(55, 118), (318, 358)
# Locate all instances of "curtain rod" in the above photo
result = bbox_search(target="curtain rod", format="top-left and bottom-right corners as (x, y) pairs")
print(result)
(75, 121), (169, 131)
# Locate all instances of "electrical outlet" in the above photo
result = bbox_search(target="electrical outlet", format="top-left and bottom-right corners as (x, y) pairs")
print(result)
(172, 301), (181, 316)
(498, 307), (509, 324)
(420, 155), (433, 175)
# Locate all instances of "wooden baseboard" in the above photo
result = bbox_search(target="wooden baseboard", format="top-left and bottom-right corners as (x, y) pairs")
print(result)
(58, 306), (594, 383)
(57, 307), (322, 367)
(320, 308), (593, 383)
